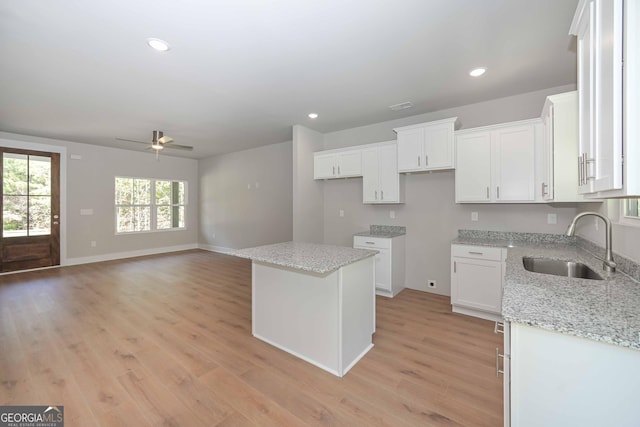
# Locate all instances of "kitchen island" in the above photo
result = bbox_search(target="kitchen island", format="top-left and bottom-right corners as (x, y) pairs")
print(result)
(234, 241), (377, 377)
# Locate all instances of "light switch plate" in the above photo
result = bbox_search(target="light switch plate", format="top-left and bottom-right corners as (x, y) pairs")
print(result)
(471, 212), (478, 221)
(547, 213), (557, 224)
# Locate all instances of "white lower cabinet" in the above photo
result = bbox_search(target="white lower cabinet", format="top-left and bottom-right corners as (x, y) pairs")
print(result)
(450, 244), (505, 321)
(354, 235), (405, 297)
(504, 322), (640, 427)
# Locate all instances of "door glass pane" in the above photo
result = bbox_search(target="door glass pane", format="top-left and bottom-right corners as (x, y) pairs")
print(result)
(3, 195), (28, 237)
(29, 196), (51, 235)
(29, 156), (51, 196)
(3, 153), (28, 195)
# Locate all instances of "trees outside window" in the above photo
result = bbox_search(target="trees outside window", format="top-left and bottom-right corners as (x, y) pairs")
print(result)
(115, 177), (186, 233)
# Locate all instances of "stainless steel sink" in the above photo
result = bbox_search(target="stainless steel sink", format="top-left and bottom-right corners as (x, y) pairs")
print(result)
(522, 257), (604, 280)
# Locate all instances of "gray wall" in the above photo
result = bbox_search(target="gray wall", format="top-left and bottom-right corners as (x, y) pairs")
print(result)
(0, 131), (199, 263)
(198, 141), (293, 250)
(575, 201), (640, 264)
(318, 84), (582, 296)
(292, 125), (324, 243)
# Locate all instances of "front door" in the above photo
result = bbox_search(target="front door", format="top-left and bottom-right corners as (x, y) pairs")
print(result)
(0, 147), (60, 272)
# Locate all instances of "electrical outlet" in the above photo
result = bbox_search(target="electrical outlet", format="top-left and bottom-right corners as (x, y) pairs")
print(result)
(90, 241), (97, 248)
(428, 280), (436, 288)
(339, 209), (344, 217)
(390, 210), (395, 219)
(547, 213), (557, 224)
(212, 233), (215, 239)
(471, 212), (478, 221)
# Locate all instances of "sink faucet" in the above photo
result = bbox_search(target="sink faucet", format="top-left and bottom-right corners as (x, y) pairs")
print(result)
(566, 212), (616, 273)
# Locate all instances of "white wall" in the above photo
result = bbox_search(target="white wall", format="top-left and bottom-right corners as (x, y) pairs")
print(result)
(292, 125), (324, 243)
(198, 141), (293, 251)
(317, 84), (581, 296)
(0, 132), (199, 264)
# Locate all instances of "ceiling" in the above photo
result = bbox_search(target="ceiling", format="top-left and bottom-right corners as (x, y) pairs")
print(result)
(0, 0), (579, 159)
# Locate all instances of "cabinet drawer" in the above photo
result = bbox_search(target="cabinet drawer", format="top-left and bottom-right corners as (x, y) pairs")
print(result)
(451, 244), (503, 261)
(353, 236), (391, 249)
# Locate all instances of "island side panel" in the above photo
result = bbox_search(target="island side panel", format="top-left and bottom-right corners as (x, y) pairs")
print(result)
(252, 261), (340, 375)
(339, 256), (375, 375)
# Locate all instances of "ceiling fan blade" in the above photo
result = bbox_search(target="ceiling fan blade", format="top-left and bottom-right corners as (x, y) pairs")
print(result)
(115, 137), (149, 145)
(163, 143), (193, 151)
(158, 135), (173, 144)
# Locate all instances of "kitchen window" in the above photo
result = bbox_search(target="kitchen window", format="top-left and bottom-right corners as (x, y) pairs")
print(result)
(115, 177), (186, 233)
(619, 198), (640, 227)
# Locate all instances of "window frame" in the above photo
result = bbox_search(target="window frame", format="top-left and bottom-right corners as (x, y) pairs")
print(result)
(114, 176), (188, 235)
(618, 198), (640, 228)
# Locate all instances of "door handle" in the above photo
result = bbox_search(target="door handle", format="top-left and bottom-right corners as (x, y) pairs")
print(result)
(496, 347), (504, 377)
(374, 190), (378, 200)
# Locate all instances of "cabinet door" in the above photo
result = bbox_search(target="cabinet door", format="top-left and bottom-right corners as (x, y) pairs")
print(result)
(337, 150), (362, 177)
(541, 104), (554, 201)
(592, 0), (623, 192)
(397, 128), (423, 172)
(313, 153), (336, 179)
(374, 248), (391, 292)
(377, 144), (399, 202)
(455, 131), (492, 202)
(493, 125), (535, 201)
(423, 123), (454, 170)
(361, 148), (379, 202)
(451, 256), (502, 314)
(575, 1), (596, 194)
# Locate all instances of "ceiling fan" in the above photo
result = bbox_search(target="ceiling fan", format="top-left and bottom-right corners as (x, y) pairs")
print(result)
(116, 130), (194, 154)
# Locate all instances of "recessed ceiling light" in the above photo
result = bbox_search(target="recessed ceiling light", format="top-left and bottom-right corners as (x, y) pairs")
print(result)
(147, 38), (170, 52)
(469, 67), (487, 77)
(308, 113), (318, 119)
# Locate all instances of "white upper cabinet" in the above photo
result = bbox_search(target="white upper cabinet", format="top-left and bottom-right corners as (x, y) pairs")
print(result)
(455, 120), (540, 203)
(362, 141), (402, 204)
(395, 117), (457, 173)
(313, 148), (362, 179)
(540, 91), (595, 202)
(570, 0), (640, 197)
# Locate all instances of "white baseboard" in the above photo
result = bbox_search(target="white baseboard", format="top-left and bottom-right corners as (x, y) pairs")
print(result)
(198, 243), (235, 254)
(64, 243), (199, 266)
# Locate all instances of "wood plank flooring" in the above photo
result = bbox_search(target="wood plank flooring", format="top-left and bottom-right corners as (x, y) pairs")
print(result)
(0, 250), (503, 426)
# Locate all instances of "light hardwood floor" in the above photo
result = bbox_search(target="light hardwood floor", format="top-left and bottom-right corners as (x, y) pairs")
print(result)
(0, 250), (503, 426)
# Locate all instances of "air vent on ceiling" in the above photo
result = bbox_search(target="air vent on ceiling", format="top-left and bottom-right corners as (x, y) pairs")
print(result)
(389, 101), (413, 111)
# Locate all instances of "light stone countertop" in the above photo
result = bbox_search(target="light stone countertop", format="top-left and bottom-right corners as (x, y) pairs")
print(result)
(233, 241), (377, 275)
(453, 237), (640, 350)
(354, 224), (406, 238)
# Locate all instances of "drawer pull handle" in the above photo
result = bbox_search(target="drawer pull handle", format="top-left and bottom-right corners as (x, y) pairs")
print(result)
(365, 242), (375, 245)
(494, 321), (504, 334)
(468, 251), (484, 255)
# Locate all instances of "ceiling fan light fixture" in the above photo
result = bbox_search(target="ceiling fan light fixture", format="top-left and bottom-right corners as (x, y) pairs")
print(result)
(147, 38), (170, 52)
(151, 141), (164, 150)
